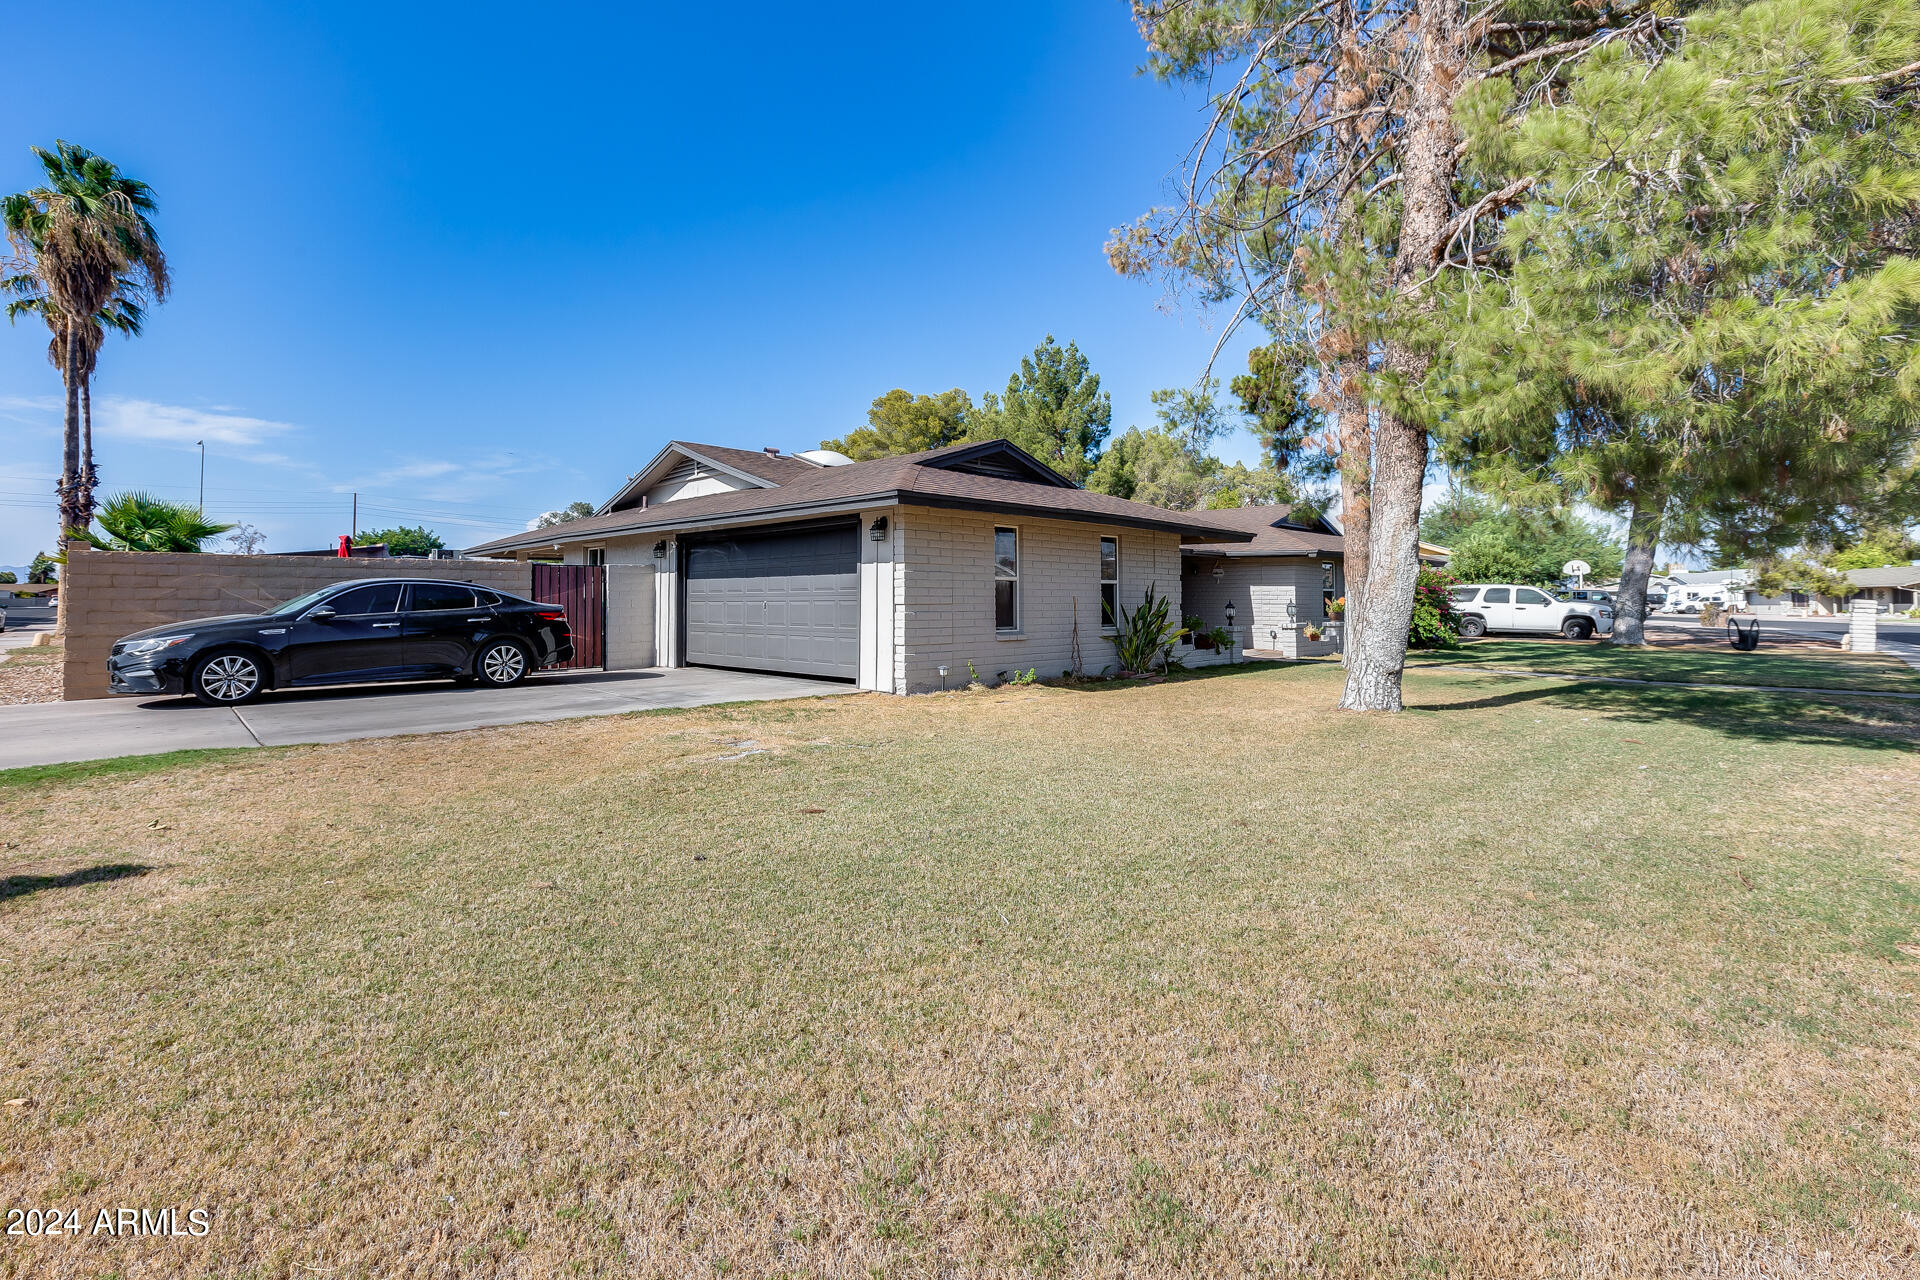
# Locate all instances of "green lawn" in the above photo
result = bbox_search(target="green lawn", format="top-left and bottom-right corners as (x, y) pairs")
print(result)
(1407, 636), (1920, 693)
(2, 663), (1917, 1278)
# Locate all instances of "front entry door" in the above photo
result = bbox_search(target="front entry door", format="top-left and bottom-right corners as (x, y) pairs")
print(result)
(286, 582), (406, 683)
(401, 583), (487, 674)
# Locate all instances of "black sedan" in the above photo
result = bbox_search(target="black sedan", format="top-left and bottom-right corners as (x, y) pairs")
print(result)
(108, 578), (574, 706)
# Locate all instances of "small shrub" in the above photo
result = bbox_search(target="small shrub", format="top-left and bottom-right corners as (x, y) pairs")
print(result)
(1111, 586), (1181, 675)
(1409, 566), (1464, 649)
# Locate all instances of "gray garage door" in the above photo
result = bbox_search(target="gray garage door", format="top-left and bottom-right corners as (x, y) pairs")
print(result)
(683, 523), (860, 679)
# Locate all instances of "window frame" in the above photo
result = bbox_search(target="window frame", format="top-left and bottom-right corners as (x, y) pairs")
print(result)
(1098, 536), (1119, 633)
(993, 526), (1020, 633)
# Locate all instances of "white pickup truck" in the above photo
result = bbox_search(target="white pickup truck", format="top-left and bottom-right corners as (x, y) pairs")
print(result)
(1448, 584), (1614, 639)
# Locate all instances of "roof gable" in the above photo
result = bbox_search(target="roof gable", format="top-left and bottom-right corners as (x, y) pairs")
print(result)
(915, 440), (1078, 488)
(600, 442), (817, 514)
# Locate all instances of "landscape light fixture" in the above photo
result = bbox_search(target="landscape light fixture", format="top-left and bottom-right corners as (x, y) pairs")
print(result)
(937, 663), (949, 690)
(869, 516), (889, 541)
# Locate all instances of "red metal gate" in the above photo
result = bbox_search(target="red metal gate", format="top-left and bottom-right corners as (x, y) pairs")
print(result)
(532, 564), (605, 669)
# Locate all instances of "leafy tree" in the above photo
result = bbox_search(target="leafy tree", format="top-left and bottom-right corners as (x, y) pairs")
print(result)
(355, 525), (444, 556)
(0, 571), (15, 585)
(1439, 0), (1920, 645)
(27, 551), (56, 584)
(970, 336), (1111, 482)
(823, 388), (973, 460)
(4, 142), (169, 547)
(1231, 342), (1321, 470)
(1750, 555), (1852, 601)
(1827, 528), (1920, 571)
(1418, 491), (1489, 550)
(1446, 511), (1623, 587)
(533, 501), (596, 529)
(79, 492), (232, 552)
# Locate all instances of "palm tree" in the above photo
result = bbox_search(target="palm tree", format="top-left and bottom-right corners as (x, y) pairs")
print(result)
(4, 271), (145, 505)
(4, 141), (169, 543)
(80, 492), (233, 553)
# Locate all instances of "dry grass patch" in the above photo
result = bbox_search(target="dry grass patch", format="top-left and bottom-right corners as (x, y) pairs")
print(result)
(2, 664), (1918, 1278)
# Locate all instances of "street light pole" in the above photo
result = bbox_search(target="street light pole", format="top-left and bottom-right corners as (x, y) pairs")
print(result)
(197, 440), (205, 512)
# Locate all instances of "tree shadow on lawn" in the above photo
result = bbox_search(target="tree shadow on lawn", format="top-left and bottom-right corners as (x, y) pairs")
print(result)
(1413, 674), (1920, 752)
(1, 862), (152, 903)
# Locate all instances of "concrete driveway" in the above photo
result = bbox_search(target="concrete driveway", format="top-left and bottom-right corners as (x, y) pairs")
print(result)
(0, 667), (856, 771)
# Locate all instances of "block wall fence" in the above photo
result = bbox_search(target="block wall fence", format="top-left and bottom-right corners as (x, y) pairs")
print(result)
(59, 542), (532, 700)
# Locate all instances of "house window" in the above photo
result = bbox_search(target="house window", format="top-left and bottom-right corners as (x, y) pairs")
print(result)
(1099, 536), (1119, 630)
(586, 547), (605, 567)
(994, 527), (1019, 632)
(1896, 587), (1915, 606)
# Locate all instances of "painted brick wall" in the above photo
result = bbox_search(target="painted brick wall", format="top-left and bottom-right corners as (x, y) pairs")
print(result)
(1182, 556), (1341, 658)
(897, 505), (1183, 692)
(60, 542), (531, 700)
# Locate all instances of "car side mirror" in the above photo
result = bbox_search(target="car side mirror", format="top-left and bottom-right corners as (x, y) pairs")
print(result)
(307, 606), (337, 623)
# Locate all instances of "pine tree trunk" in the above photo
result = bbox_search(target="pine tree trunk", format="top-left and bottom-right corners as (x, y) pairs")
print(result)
(1337, 0), (1463, 711)
(1610, 495), (1662, 646)
(1335, 356), (1370, 665)
(1339, 376), (1428, 711)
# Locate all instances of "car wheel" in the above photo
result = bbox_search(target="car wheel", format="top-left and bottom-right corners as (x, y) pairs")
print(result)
(474, 639), (530, 688)
(1459, 615), (1487, 638)
(1562, 617), (1593, 640)
(192, 651), (265, 706)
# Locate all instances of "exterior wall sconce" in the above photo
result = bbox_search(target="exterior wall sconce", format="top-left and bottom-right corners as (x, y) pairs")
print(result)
(652, 540), (667, 560)
(869, 516), (889, 541)
(1211, 562), (1226, 581)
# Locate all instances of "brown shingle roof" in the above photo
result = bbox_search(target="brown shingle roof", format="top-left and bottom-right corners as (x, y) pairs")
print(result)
(677, 443), (822, 485)
(1181, 505), (1345, 557)
(469, 442), (1257, 554)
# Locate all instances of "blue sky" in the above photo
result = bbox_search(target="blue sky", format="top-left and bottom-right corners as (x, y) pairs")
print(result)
(1, 1), (1269, 567)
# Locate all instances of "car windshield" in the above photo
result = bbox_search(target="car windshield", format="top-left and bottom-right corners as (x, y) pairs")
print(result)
(272, 585), (345, 616)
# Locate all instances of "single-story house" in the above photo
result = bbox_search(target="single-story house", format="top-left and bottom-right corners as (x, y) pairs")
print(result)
(1179, 506), (1349, 659)
(466, 439), (1260, 693)
(1842, 564), (1920, 612)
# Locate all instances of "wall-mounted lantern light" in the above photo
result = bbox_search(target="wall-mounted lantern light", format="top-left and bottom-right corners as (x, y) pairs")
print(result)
(869, 516), (889, 542)
(652, 540), (667, 560)
(1212, 562), (1226, 582)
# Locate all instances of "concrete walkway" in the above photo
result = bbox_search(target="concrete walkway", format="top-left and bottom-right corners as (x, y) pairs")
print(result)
(0, 667), (856, 771)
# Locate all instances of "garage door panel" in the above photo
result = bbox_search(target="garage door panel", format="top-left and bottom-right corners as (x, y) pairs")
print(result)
(684, 524), (859, 679)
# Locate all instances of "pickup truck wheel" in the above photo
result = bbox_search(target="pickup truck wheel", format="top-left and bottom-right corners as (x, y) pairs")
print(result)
(1561, 617), (1593, 640)
(1458, 615), (1487, 639)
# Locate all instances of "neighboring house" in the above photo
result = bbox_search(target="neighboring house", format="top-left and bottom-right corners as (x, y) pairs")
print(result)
(466, 439), (1255, 693)
(1841, 564), (1920, 612)
(1180, 506), (1347, 659)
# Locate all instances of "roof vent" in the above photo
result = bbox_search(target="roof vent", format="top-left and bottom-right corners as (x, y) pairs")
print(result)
(763, 446), (781, 455)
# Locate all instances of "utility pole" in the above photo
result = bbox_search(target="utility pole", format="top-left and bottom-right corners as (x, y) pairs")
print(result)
(351, 492), (357, 541)
(197, 440), (205, 511)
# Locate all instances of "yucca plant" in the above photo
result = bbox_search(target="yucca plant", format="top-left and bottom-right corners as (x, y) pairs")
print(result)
(1110, 584), (1181, 676)
(79, 491), (233, 553)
